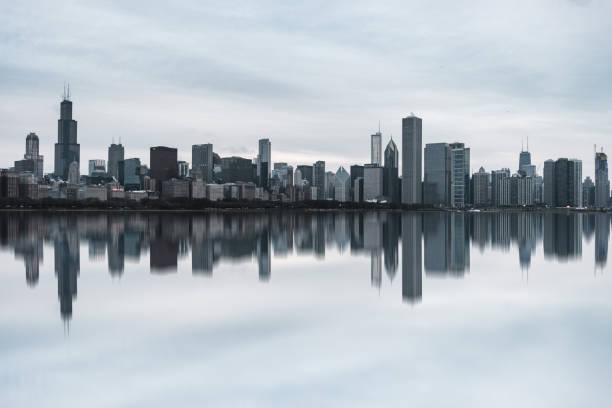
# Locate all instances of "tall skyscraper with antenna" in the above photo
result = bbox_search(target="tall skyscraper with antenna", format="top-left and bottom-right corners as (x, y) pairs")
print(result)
(519, 137), (531, 170)
(108, 142), (124, 180)
(54, 85), (80, 180)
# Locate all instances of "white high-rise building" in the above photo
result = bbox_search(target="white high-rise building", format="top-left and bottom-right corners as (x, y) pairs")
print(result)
(371, 131), (382, 166)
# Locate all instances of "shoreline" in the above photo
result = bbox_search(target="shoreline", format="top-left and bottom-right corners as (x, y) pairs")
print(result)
(0, 204), (609, 214)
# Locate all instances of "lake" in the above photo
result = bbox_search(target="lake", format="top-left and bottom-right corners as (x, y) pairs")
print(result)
(1, 211), (611, 407)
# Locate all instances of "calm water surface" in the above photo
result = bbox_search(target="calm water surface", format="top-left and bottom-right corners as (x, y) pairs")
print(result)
(1, 211), (611, 407)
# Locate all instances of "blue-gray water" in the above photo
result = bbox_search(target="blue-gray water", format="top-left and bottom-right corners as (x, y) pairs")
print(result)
(1, 211), (611, 407)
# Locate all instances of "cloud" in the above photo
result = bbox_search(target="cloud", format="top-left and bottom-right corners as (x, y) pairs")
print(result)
(0, 0), (611, 177)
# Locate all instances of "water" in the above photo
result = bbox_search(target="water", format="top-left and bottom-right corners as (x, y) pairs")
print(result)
(1, 211), (611, 407)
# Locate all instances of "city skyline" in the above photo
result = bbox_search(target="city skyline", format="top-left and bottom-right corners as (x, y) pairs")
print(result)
(2, 2), (612, 178)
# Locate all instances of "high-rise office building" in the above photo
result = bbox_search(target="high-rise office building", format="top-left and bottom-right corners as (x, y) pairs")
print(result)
(257, 139), (271, 189)
(402, 114), (422, 205)
(108, 143), (124, 180)
(364, 164), (384, 201)
(350, 165), (364, 201)
(595, 151), (610, 208)
(546, 158), (582, 207)
(383, 138), (399, 203)
(371, 131), (382, 166)
(583, 176), (595, 207)
(15, 133), (44, 180)
(54, 89), (79, 180)
(424, 143), (450, 206)
(568, 159), (583, 208)
(150, 146), (178, 191)
(221, 156), (254, 183)
(543, 160), (556, 206)
(313, 161), (326, 200)
(192, 144), (213, 182)
(554, 158), (569, 206)
(121, 158), (141, 190)
(296, 165), (313, 186)
(472, 167), (490, 206)
(334, 166), (350, 202)
(25, 132), (44, 180)
(449, 143), (470, 208)
(492, 169), (510, 206)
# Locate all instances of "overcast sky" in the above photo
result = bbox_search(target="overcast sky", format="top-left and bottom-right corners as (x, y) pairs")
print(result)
(1, 0), (611, 177)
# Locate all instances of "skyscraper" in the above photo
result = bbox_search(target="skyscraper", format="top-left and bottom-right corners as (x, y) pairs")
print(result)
(371, 131), (382, 166)
(543, 160), (556, 206)
(257, 139), (271, 189)
(364, 164), (383, 201)
(334, 167), (350, 202)
(449, 142), (470, 208)
(313, 161), (326, 200)
(554, 158), (569, 206)
(16, 132), (44, 180)
(568, 159), (583, 208)
(108, 143), (124, 180)
(383, 138), (400, 203)
(595, 151), (610, 208)
(472, 167), (490, 206)
(192, 144), (213, 182)
(402, 114), (422, 205)
(54, 89), (79, 180)
(150, 146), (178, 191)
(424, 143), (450, 206)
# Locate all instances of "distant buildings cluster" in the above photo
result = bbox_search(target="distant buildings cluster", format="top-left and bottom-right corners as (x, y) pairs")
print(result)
(1, 90), (611, 208)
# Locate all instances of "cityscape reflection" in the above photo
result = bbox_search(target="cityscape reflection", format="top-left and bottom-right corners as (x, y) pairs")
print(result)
(0, 211), (609, 321)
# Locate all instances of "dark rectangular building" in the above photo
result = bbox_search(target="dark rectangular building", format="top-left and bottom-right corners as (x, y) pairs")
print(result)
(150, 147), (178, 191)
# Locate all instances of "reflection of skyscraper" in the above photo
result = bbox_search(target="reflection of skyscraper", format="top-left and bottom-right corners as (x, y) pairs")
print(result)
(543, 214), (582, 261)
(370, 250), (382, 287)
(54, 227), (80, 321)
(595, 214), (610, 268)
(383, 214), (400, 281)
(402, 213), (422, 303)
(517, 213), (537, 271)
(424, 212), (469, 276)
(257, 227), (271, 281)
(107, 233), (125, 276)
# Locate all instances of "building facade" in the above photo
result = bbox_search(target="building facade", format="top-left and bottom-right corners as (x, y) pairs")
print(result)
(107, 143), (124, 180)
(595, 151), (610, 208)
(192, 144), (214, 182)
(401, 115), (422, 205)
(54, 96), (80, 180)
(383, 139), (400, 203)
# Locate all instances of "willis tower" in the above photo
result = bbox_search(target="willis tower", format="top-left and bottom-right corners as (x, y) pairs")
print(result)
(54, 85), (80, 180)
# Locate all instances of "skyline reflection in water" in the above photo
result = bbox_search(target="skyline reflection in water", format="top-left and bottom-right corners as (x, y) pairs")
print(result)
(1, 211), (609, 322)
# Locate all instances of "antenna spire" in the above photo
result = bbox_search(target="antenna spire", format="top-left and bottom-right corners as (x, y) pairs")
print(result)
(527, 135), (529, 151)
(522, 137), (524, 152)
(378, 120), (381, 134)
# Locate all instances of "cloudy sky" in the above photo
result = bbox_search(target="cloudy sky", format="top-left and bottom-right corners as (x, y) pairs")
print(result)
(1, 0), (611, 177)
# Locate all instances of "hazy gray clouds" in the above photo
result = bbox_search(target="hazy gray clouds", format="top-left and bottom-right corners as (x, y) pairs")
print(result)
(1, 0), (611, 175)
